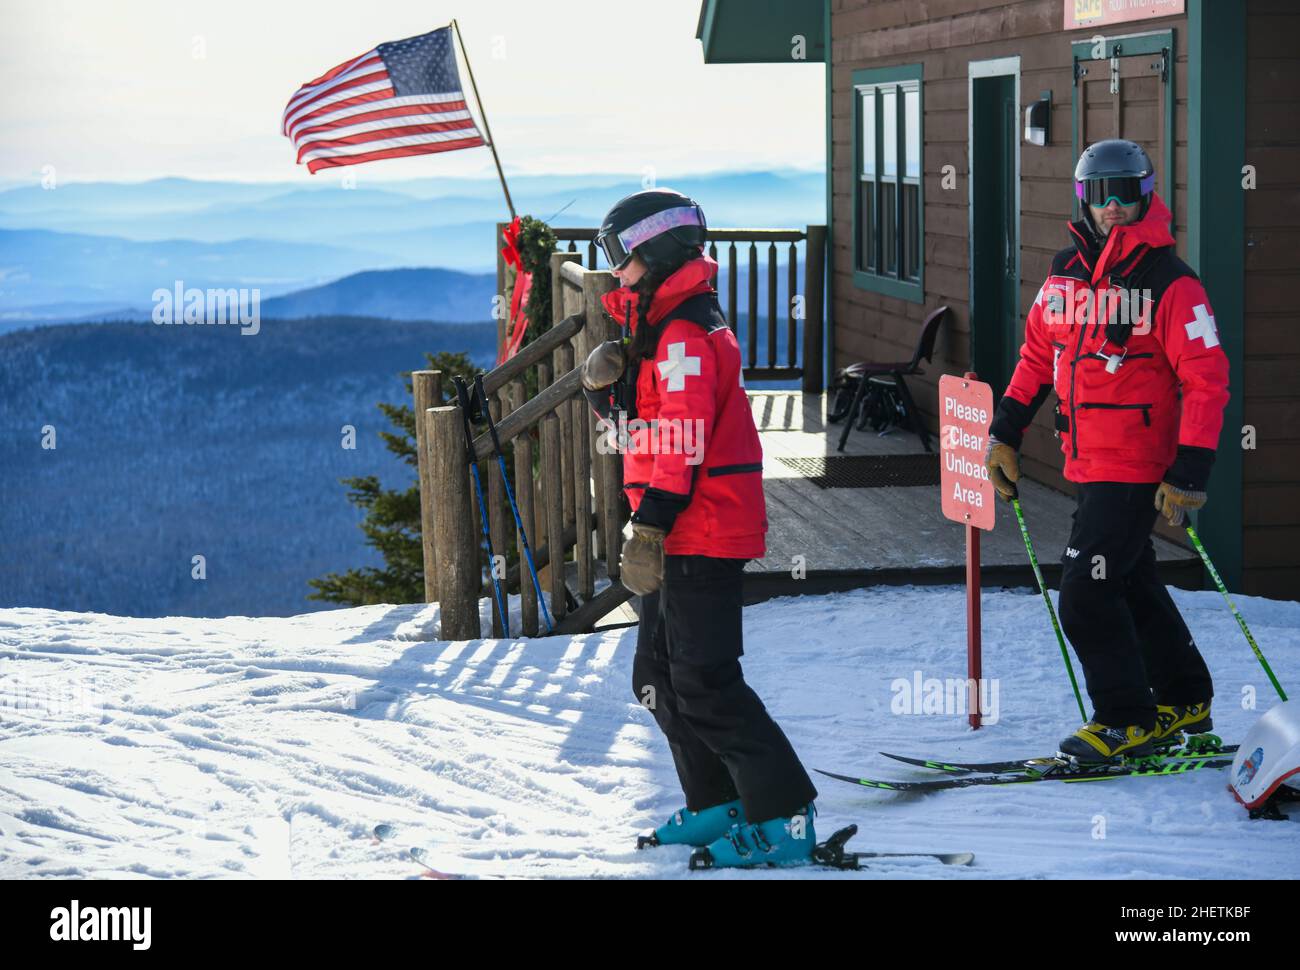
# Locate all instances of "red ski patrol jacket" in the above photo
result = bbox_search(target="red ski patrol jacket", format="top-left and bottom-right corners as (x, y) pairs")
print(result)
(596, 255), (767, 559)
(990, 193), (1229, 486)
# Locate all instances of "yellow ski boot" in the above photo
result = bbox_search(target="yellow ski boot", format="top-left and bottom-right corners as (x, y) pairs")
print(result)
(1153, 701), (1213, 742)
(1059, 722), (1156, 764)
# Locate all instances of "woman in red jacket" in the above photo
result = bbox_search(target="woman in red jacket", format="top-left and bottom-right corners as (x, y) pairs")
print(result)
(583, 189), (817, 869)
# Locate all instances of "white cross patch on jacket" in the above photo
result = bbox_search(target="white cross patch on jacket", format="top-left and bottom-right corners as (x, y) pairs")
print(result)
(1184, 304), (1220, 349)
(658, 341), (701, 391)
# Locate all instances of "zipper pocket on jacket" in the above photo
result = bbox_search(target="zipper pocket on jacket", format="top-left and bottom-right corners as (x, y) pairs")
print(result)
(1075, 351), (1155, 364)
(622, 481), (649, 490)
(1078, 402), (1153, 427)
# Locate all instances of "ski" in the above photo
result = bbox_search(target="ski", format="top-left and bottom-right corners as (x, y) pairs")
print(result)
(688, 824), (974, 870)
(408, 847), (470, 880)
(371, 824), (471, 880)
(856, 850), (975, 866)
(880, 736), (1238, 777)
(816, 754), (1235, 793)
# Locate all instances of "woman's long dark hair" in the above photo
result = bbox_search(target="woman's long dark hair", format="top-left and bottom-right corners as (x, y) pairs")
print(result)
(626, 262), (680, 360)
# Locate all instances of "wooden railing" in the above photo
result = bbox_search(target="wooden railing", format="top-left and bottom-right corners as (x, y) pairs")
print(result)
(497, 223), (827, 393)
(417, 253), (630, 640)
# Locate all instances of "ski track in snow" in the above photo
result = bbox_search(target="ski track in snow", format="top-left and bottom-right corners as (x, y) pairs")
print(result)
(0, 586), (1297, 879)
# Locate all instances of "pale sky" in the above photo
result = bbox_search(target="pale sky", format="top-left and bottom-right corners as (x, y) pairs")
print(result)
(1, 0), (826, 185)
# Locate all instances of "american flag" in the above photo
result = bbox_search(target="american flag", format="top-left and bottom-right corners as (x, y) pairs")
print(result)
(282, 26), (485, 173)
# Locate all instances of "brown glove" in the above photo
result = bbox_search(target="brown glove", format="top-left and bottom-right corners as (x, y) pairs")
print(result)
(582, 339), (627, 391)
(986, 437), (1021, 502)
(1154, 482), (1206, 527)
(619, 524), (666, 596)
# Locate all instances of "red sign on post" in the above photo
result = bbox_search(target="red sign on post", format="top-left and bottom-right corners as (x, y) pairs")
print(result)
(939, 374), (995, 532)
(939, 373), (995, 729)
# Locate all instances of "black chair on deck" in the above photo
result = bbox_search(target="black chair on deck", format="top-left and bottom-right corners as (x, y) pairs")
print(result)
(830, 305), (950, 453)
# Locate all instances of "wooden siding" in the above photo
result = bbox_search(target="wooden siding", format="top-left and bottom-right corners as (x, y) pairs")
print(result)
(1242, 0), (1300, 598)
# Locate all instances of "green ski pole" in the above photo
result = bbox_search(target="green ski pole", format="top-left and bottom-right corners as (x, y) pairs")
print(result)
(1013, 497), (1087, 722)
(1185, 525), (1288, 702)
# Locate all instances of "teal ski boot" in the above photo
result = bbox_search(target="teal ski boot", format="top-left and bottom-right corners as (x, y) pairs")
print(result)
(636, 799), (745, 849)
(688, 803), (818, 869)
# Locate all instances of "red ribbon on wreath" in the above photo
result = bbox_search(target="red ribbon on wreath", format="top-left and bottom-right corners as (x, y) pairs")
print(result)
(499, 216), (533, 363)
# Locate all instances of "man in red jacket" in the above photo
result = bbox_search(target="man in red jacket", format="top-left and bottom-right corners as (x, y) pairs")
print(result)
(583, 189), (817, 868)
(987, 140), (1230, 763)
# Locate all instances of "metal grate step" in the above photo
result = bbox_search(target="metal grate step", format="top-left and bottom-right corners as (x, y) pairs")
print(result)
(777, 454), (940, 489)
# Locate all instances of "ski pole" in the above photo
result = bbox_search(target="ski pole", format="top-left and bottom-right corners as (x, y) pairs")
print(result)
(1185, 525), (1287, 702)
(474, 375), (554, 633)
(453, 376), (510, 639)
(1012, 497), (1087, 722)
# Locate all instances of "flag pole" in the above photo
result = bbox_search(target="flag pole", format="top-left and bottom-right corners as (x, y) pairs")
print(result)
(451, 18), (515, 221)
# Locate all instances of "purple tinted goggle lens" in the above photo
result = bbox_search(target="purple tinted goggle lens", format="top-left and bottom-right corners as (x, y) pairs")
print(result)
(1076, 174), (1155, 206)
(597, 205), (703, 269)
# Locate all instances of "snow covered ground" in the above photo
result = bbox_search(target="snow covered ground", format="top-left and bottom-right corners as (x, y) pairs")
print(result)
(1, 585), (1297, 879)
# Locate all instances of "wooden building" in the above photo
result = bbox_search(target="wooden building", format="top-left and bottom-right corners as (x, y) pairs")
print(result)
(697, 0), (1298, 598)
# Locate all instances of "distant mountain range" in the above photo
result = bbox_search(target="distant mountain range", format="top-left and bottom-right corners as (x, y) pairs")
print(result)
(2, 261), (809, 348)
(0, 170), (824, 315)
(259, 267), (495, 321)
(0, 170), (823, 223)
(0, 266), (498, 331)
(0, 227), (404, 317)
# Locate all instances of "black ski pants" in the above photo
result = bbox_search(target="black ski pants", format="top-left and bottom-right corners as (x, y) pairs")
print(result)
(1057, 481), (1214, 729)
(633, 555), (817, 823)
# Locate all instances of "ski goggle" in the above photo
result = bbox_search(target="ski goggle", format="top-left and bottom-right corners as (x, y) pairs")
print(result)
(1076, 174), (1155, 208)
(594, 204), (705, 270)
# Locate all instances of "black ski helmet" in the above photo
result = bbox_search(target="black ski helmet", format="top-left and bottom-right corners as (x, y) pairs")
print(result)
(594, 189), (707, 276)
(1074, 139), (1156, 231)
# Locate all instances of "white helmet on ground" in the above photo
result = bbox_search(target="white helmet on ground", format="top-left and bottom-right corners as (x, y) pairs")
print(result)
(1230, 699), (1300, 819)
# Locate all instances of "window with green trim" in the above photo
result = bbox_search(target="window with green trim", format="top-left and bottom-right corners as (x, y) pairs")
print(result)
(853, 65), (923, 301)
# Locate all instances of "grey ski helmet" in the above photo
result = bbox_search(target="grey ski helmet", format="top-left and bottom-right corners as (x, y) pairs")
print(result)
(1075, 139), (1156, 229)
(594, 189), (707, 276)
